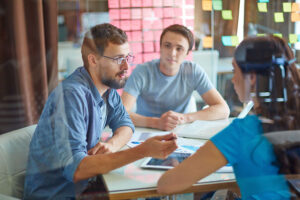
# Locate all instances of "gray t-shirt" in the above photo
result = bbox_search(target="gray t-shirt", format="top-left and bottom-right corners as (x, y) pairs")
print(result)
(124, 59), (213, 117)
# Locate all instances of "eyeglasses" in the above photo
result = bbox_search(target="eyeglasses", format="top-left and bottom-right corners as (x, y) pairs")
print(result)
(102, 54), (134, 65)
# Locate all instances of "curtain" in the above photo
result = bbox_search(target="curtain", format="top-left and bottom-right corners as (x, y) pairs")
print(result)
(0, 0), (58, 134)
(194, 0), (240, 57)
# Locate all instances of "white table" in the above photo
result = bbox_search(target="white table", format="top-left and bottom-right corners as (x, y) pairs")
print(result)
(101, 127), (238, 200)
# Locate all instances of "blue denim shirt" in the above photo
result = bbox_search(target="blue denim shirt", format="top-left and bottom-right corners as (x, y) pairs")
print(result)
(24, 67), (134, 199)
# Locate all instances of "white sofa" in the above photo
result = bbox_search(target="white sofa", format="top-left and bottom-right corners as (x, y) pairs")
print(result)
(0, 125), (36, 199)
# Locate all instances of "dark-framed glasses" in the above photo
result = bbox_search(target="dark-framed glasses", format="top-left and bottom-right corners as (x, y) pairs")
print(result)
(102, 54), (134, 65)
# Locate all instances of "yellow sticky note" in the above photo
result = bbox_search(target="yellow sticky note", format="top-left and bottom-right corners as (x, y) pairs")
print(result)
(274, 12), (284, 23)
(222, 10), (232, 20)
(273, 33), (283, 38)
(257, 33), (266, 37)
(283, 2), (292, 12)
(231, 36), (239, 46)
(203, 36), (213, 48)
(202, 0), (212, 11)
(257, 3), (267, 12)
(291, 12), (300, 22)
(289, 34), (298, 44)
(292, 3), (300, 12)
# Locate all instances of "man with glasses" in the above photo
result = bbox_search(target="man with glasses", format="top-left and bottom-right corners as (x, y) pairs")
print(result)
(122, 24), (230, 131)
(24, 23), (177, 199)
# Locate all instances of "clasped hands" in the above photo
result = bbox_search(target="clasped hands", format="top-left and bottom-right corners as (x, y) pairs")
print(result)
(157, 110), (187, 131)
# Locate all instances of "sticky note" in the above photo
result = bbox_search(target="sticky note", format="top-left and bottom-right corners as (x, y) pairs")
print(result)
(131, 31), (142, 42)
(222, 10), (233, 20)
(154, 30), (162, 41)
(143, 31), (154, 41)
(258, 0), (269, 2)
(212, 0), (222, 11)
(143, 8), (153, 18)
(174, 18), (183, 25)
(186, 0), (194, 5)
(164, 0), (173, 6)
(153, 8), (163, 18)
(131, 20), (141, 30)
(131, 9), (142, 19)
(155, 41), (160, 52)
(274, 12), (284, 23)
(120, 20), (131, 31)
(203, 36), (213, 48)
(109, 9), (120, 20)
(143, 20), (153, 29)
(291, 12), (300, 22)
(256, 33), (266, 37)
(134, 54), (143, 64)
(221, 36), (232, 46)
(153, 0), (163, 7)
(257, 3), (267, 12)
(153, 20), (163, 29)
(131, 0), (142, 7)
(174, 8), (183, 16)
(142, 0), (152, 7)
(111, 20), (120, 28)
(120, 9), (131, 19)
(185, 8), (194, 16)
(283, 2), (292, 12)
(126, 31), (132, 41)
(202, 0), (212, 11)
(186, 19), (194, 27)
(163, 8), (174, 18)
(273, 33), (283, 38)
(143, 41), (154, 52)
(108, 0), (119, 8)
(163, 18), (174, 28)
(174, 0), (183, 7)
(120, 0), (130, 8)
(130, 43), (143, 53)
(231, 36), (239, 46)
(292, 3), (300, 12)
(289, 34), (298, 44)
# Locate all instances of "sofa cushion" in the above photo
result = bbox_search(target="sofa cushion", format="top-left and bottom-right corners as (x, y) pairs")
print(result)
(0, 125), (36, 199)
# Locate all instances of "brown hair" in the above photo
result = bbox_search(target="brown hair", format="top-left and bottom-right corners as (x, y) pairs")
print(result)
(234, 35), (300, 174)
(81, 23), (128, 68)
(160, 24), (194, 52)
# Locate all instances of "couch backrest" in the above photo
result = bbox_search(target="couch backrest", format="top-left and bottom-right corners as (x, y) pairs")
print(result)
(0, 125), (36, 199)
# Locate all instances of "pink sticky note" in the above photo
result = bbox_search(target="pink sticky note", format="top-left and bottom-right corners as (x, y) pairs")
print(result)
(163, 8), (174, 18)
(155, 41), (160, 52)
(186, 0), (194, 5)
(131, 20), (141, 30)
(143, 53), (158, 62)
(186, 19), (194, 27)
(131, 0), (142, 7)
(164, 0), (173, 6)
(143, 41), (154, 52)
(109, 9), (120, 20)
(130, 43), (143, 53)
(186, 52), (193, 61)
(163, 18), (174, 28)
(134, 54), (143, 64)
(143, 31), (154, 41)
(131, 8), (142, 19)
(120, 20), (131, 31)
(174, 0), (183, 7)
(120, 9), (131, 19)
(108, 0), (119, 8)
(143, 20), (153, 29)
(126, 31), (132, 41)
(120, 0), (130, 8)
(185, 8), (194, 16)
(143, 8), (153, 18)
(111, 20), (120, 28)
(174, 18), (183, 25)
(153, 0), (163, 7)
(154, 20), (163, 29)
(154, 30), (162, 41)
(153, 8), (163, 18)
(143, 0), (152, 7)
(131, 31), (142, 42)
(174, 8), (183, 16)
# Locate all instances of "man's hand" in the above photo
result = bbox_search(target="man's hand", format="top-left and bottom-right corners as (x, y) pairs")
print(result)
(88, 142), (114, 155)
(140, 133), (178, 159)
(158, 111), (187, 131)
